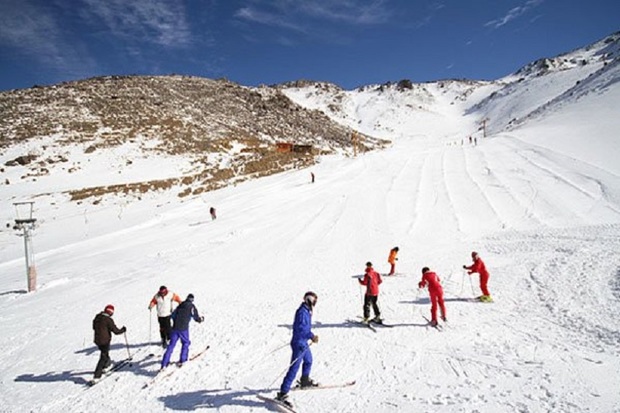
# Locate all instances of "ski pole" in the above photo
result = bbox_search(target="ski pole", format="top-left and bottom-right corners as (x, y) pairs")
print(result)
(460, 270), (465, 296)
(149, 308), (152, 343)
(124, 332), (133, 360)
(468, 272), (476, 295)
(268, 342), (313, 389)
(267, 342), (290, 356)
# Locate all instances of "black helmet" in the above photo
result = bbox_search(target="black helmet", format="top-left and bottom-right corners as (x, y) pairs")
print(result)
(304, 291), (318, 308)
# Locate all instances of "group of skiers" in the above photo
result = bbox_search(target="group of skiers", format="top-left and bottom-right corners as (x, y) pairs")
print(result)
(274, 249), (492, 407)
(91, 249), (491, 408)
(91, 286), (204, 384)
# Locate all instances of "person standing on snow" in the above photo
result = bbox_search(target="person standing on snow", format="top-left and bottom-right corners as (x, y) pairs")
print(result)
(161, 294), (204, 369)
(387, 246), (399, 275)
(276, 291), (320, 408)
(148, 285), (182, 348)
(209, 207), (217, 220)
(92, 305), (126, 382)
(463, 251), (492, 302)
(359, 262), (383, 323)
(418, 267), (447, 326)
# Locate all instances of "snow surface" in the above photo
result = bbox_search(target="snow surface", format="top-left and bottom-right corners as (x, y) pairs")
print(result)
(1, 47), (620, 413)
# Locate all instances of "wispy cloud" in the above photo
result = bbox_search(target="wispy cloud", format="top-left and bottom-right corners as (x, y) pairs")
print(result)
(235, 0), (392, 31)
(0, 0), (97, 79)
(235, 6), (307, 32)
(79, 0), (192, 47)
(485, 0), (544, 29)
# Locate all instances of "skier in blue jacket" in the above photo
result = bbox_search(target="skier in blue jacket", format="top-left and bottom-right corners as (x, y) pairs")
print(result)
(276, 291), (320, 407)
(161, 294), (204, 369)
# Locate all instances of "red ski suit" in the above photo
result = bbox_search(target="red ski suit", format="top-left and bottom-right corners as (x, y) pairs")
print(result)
(359, 267), (382, 296)
(419, 271), (446, 323)
(465, 257), (490, 296)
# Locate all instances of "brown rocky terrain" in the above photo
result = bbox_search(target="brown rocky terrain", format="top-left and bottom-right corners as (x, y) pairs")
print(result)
(0, 75), (388, 200)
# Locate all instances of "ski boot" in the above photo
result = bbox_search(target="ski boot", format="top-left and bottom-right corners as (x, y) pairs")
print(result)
(479, 295), (493, 303)
(361, 317), (370, 324)
(275, 392), (293, 408)
(372, 316), (383, 324)
(300, 375), (319, 388)
(429, 319), (438, 327)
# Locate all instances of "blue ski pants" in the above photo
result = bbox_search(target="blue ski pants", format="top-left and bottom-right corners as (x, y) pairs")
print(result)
(280, 343), (313, 394)
(161, 329), (190, 368)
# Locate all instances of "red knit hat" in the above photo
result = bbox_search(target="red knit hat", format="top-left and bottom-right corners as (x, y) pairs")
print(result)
(104, 304), (115, 315)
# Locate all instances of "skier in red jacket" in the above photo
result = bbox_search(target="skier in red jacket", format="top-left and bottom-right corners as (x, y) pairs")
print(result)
(358, 262), (383, 323)
(418, 267), (446, 326)
(463, 251), (492, 302)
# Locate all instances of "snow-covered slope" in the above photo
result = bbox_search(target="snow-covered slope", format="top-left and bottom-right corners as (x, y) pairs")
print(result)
(1, 34), (620, 413)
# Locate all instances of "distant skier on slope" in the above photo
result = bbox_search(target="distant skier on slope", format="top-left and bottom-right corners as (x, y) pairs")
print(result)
(92, 305), (126, 382)
(276, 291), (320, 408)
(148, 285), (182, 348)
(161, 294), (204, 369)
(418, 267), (447, 327)
(209, 207), (217, 220)
(463, 251), (492, 302)
(387, 246), (399, 275)
(358, 262), (383, 323)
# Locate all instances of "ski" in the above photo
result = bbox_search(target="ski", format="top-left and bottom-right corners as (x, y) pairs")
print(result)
(422, 316), (443, 331)
(86, 357), (133, 388)
(346, 319), (376, 332)
(292, 380), (356, 391)
(255, 394), (297, 413)
(356, 316), (394, 328)
(142, 345), (210, 388)
(371, 321), (394, 328)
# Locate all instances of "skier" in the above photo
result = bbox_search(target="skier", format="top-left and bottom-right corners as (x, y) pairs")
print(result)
(311, 172), (315, 183)
(463, 251), (492, 302)
(209, 207), (217, 220)
(387, 246), (399, 275)
(358, 262), (383, 323)
(275, 291), (320, 407)
(418, 267), (446, 326)
(148, 285), (182, 348)
(161, 294), (204, 369)
(92, 305), (126, 382)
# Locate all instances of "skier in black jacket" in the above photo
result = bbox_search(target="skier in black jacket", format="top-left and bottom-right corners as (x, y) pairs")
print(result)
(92, 304), (126, 381)
(161, 294), (204, 369)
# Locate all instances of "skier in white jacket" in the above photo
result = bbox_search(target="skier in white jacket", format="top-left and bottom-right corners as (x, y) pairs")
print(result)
(148, 285), (182, 347)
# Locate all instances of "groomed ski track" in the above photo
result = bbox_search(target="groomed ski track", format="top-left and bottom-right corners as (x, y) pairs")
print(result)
(1, 131), (620, 412)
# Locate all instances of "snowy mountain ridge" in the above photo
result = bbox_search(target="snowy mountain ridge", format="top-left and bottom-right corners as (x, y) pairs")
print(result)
(0, 32), (619, 413)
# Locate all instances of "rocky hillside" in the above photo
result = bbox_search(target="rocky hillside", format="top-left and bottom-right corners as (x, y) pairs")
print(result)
(0, 75), (387, 201)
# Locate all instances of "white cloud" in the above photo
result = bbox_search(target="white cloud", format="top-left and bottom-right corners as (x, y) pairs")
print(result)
(0, 0), (97, 79)
(235, 7), (306, 32)
(235, 0), (392, 29)
(485, 0), (544, 29)
(80, 0), (192, 47)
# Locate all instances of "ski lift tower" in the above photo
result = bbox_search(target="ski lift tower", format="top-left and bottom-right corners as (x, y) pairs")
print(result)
(13, 201), (37, 292)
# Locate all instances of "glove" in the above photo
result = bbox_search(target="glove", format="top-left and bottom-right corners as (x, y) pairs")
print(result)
(198, 316), (205, 323)
(311, 335), (319, 344)
(462, 265), (467, 269)
(120, 326), (127, 333)
(418, 281), (424, 289)
(148, 306), (152, 311)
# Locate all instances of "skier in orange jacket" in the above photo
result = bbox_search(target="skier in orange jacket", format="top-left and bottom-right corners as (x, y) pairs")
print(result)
(418, 267), (446, 326)
(463, 251), (492, 302)
(387, 247), (399, 275)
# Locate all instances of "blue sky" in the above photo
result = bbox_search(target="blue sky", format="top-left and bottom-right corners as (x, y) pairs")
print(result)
(0, 0), (618, 91)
